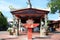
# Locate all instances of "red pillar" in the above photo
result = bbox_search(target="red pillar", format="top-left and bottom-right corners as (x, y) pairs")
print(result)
(28, 28), (32, 40)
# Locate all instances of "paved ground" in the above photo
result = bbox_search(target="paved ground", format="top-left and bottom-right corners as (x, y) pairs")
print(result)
(0, 31), (60, 40)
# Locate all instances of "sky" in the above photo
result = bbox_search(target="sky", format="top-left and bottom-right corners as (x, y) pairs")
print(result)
(0, 0), (59, 21)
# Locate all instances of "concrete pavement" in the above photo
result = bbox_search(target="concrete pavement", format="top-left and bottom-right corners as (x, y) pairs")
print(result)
(0, 31), (60, 40)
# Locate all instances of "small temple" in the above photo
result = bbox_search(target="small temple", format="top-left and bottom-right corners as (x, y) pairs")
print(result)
(10, 0), (50, 40)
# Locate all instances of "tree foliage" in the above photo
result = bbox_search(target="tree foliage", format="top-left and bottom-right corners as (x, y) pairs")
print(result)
(48, 0), (60, 13)
(0, 11), (8, 31)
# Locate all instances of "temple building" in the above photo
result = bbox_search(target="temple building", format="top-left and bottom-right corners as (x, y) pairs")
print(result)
(48, 20), (60, 32)
(10, 8), (49, 35)
(10, 0), (50, 36)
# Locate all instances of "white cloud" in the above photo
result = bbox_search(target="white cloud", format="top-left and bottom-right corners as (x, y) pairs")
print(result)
(7, 18), (13, 22)
(0, 5), (10, 11)
(0, 1), (11, 11)
(53, 17), (60, 21)
(0, 0), (20, 11)
(58, 17), (60, 20)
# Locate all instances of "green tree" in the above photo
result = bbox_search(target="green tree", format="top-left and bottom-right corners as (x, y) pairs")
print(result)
(48, 0), (60, 17)
(0, 11), (8, 31)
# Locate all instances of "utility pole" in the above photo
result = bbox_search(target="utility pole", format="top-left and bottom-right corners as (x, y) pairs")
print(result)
(27, 0), (32, 8)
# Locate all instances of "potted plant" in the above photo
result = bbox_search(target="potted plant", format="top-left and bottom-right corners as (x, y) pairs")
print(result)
(7, 27), (13, 35)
